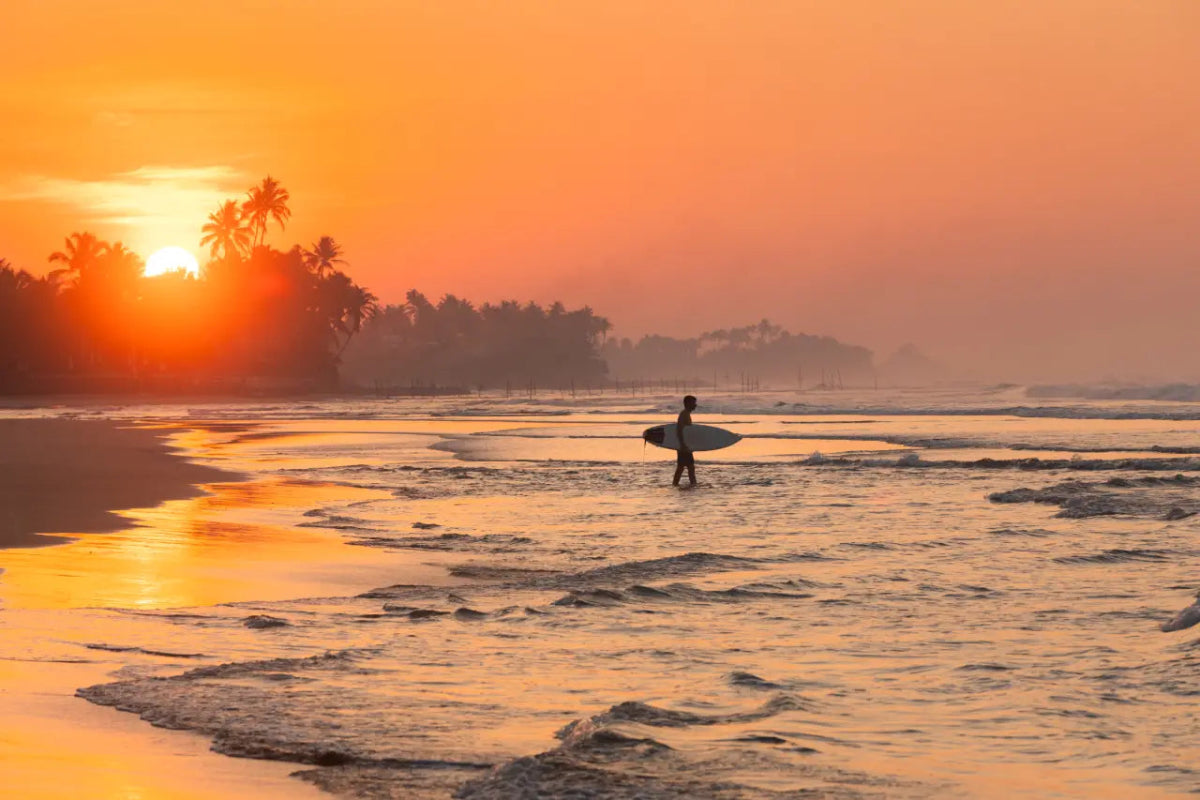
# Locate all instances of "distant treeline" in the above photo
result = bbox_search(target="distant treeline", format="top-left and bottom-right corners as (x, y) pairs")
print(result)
(343, 312), (875, 392)
(600, 320), (875, 388)
(0, 177), (376, 393)
(340, 292), (612, 390)
(1, 175), (876, 394)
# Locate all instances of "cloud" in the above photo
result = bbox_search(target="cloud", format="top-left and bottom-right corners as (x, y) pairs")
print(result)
(0, 165), (247, 251)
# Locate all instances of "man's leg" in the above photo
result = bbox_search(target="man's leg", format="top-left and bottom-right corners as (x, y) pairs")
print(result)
(679, 451), (696, 487)
(673, 463), (684, 486)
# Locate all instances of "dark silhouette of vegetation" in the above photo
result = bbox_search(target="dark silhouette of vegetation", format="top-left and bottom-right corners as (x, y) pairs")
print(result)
(601, 320), (874, 387)
(0, 178), (377, 394)
(200, 200), (251, 260)
(242, 176), (291, 247)
(340, 294), (611, 390)
(0, 259), (63, 379)
(1, 177), (877, 396)
(304, 236), (346, 276)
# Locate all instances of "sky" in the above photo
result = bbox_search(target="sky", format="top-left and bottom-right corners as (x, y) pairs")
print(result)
(1, 0), (1198, 382)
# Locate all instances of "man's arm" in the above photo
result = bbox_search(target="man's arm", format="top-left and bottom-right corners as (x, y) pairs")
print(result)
(676, 414), (690, 452)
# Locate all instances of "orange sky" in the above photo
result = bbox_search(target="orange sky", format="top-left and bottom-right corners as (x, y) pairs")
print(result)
(2, 1), (1198, 380)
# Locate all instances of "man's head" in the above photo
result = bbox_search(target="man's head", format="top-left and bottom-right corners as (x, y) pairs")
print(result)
(683, 395), (697, 410)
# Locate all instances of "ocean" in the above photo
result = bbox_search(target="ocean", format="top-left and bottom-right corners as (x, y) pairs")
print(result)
(3, 385), (1199, 798)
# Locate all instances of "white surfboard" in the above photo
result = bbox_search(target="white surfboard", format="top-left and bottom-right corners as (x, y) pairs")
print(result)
(642, 423), (741, 452)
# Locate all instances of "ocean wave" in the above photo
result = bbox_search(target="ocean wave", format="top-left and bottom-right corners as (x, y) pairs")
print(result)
(81, 643), (206, 659)
(358, 583), (470, 601)
(1053, 549), (1177, 565)
(351, 531), (538, 553)
(989, 475), (1200, 519)
(456, 698), (924, 800)
(706, 401), (1200, 421)
(810, 456), (1200, 472)
(429, 552), (766, 593)
(728, 671), (787, 690)
(988, 527), (1056, 538)
(766, 432), (1200, 456)
(78, 648), (502, 769)
(561, 694), (807, 733)
(76, 644), (920, 799)
(1028, 383), (1200, 403)
(1161, 594), (1200, 633)
(444, 565), (563, 582)
(550, 582), (813, 608)
(564, 552), (761, 587)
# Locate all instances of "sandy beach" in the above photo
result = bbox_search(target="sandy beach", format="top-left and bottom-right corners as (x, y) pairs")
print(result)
(0, 416), (442, 798)
(0, 419), (234, 549)
(0, 419), (313, 798)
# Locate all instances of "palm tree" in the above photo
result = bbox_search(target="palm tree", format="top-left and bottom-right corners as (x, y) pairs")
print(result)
(242, 176), (291, 247)
(0, 259), (34, 294)
(200, 200), (252, 259)
(303, 235), (346, 276)
(48, 231), (106, 285)
(98, 242), (144, 281)
(317, 271), (379, 355)
(339, 283), (379, 354)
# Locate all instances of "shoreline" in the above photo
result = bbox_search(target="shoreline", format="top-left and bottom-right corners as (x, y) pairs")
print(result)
(0, 659), (326, 800)
(0, 416), (455, 798)
(0, 418), (318, 798)
(0, 419), (236, 549)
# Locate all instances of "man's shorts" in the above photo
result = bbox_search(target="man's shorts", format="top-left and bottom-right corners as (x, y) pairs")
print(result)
(676, 449), (695, 467)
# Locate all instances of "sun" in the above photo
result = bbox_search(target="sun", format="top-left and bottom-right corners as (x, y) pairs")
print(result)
(144, 246), (200, 278)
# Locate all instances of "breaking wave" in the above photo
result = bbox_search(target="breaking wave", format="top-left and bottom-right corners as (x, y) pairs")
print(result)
(989, 475), (1200, 518)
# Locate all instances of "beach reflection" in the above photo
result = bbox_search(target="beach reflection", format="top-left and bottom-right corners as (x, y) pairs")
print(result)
(0, 660), (324, 800)
(0, 477), (447, 610)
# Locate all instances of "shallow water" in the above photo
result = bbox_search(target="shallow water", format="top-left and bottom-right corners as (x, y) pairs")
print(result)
(2, 389), (1199, 798)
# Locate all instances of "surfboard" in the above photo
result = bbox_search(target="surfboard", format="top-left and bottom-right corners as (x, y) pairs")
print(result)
(642, 423), (741, 452)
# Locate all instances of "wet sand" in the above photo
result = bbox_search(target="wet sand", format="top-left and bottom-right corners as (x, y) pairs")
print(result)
(0, 660), (326, 800)
(0, 419), (314, 798)
(0, 418), (450, 798)
(0, 419), (234, 548)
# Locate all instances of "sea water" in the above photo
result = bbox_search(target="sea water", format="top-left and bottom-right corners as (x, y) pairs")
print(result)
(2, 387), (1199, 798)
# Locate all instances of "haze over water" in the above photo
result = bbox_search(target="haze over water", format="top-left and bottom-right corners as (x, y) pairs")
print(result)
(3, 388), (1199, 798)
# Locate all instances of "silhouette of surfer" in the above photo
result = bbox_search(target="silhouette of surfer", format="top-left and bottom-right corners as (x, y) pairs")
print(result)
(673, 395), (698, 487)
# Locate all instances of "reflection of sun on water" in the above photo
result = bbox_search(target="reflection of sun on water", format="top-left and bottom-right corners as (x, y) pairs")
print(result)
(144, 246), (200, 278)
(0, 478), (402, 610)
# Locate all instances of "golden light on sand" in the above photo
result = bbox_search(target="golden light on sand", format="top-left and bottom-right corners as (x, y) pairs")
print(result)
(144, 246), (199, 278)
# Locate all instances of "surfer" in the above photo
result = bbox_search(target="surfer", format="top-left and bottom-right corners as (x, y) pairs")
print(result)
(673, 395), (698, 487)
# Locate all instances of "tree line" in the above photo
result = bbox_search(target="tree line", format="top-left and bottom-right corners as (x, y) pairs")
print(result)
(600, 320), (875, 388)
(1, 177), (876, 394)
(341, 313), (877, 392)
(0, 177), (377, 392)
(339, 293), (612, 390)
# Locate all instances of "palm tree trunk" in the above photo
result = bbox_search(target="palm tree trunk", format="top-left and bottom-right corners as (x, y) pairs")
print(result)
(336, 330), (358, 358)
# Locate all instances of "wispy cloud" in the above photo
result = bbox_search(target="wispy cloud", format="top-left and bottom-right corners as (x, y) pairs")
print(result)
(0, 165), (248, 252)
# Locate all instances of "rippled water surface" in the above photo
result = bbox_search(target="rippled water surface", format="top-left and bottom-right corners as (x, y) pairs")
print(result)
(3, 389), (1199, 798)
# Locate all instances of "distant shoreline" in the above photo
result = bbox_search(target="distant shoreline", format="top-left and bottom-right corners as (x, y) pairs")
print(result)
(0, 419), (236, 548)
(0, 377), (473, 398)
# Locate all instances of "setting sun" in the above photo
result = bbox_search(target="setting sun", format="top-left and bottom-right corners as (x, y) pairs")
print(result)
(144, 246), (199, 278)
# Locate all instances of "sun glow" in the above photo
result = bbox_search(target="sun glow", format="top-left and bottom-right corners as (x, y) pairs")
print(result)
(144, 246), (200, 278)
